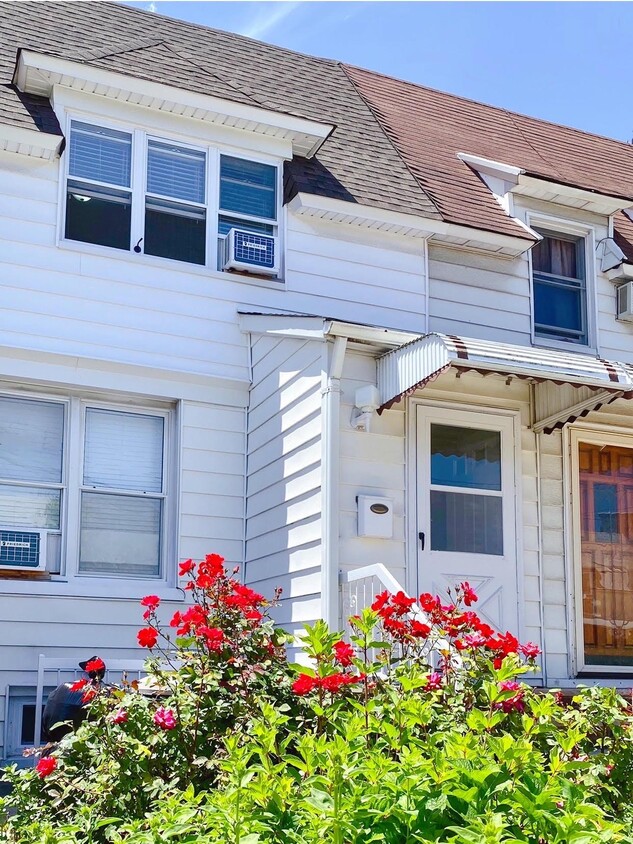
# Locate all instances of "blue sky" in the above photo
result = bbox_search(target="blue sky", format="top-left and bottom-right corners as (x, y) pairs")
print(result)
(122, 2), (632, 144)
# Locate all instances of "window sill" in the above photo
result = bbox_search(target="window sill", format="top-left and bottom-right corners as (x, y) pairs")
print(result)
(57, 238), (286, 291)
(0, 575), (186, 602)
(532, 336), (596, 357)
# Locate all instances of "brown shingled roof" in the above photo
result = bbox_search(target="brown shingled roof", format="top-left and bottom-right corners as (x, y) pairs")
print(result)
(343, 64), (633, 246)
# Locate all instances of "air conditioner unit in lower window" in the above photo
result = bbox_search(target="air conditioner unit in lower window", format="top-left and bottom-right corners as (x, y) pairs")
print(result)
(0, 529), (47, 571)
(617, 281), (633, 322)
(223, 228), (279, 276)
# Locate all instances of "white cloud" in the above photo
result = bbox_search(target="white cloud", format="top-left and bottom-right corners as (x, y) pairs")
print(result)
(239, 2), (301, 40)
(147, 2), (156, 12)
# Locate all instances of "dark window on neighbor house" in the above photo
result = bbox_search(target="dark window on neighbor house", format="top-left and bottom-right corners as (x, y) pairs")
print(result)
(532, 231), (587, 345)
(65, 122), (132, 250)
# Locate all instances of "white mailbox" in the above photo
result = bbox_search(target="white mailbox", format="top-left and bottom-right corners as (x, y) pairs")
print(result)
(357, 495), (394, 538)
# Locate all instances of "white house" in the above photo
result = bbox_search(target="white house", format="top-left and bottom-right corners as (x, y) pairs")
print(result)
(2, 0), (633, 762)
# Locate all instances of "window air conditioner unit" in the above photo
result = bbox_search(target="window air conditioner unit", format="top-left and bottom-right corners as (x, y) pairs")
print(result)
(0, 529), (46, 571)
(617, 281), (633, 322)
(223, 228), (279, 276)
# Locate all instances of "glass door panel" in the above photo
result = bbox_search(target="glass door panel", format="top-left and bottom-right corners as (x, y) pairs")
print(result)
(580, 442), (633, 666)
(429, 424), (503, 555)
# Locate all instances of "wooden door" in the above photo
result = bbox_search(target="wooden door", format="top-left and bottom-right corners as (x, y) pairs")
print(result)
(580, 442), (633, 666)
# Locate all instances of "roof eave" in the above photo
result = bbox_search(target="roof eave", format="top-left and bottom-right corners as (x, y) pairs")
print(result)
(14, 48), (334, 158)
(0, 122), (63, 160)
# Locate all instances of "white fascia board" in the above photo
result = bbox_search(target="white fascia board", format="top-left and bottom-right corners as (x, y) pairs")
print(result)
(0, 122), (63, 159)
(457, 152), (524, 183)
(15, 50), (334, 158)
(238, 313), (326, 339)
(290, 192), (536, 253)
(514, 174), (633, 214)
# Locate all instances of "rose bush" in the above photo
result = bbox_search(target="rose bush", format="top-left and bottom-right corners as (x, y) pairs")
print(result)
(2, 561), (633, 843)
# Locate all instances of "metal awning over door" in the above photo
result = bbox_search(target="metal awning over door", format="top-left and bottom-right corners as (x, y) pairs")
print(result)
(377, 333), (633, 433)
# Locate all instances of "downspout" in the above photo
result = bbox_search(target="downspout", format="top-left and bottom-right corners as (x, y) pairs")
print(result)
(531, 382), (548, 685)
(321, 335), (348, 630)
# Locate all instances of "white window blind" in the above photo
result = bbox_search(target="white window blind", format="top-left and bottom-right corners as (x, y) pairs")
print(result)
(0, 397), (64, 484)
(219, 155), (276, 220)
(79, 493), (161, 577)
(83, 409), (164, 493)
(69, 122), (132, 188)
(147, 141), (206, 204)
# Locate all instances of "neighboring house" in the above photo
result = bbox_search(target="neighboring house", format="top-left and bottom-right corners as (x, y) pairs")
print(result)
(2, 1), (633, 763)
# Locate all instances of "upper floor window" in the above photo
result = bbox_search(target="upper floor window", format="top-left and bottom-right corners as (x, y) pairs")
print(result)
(532, 229), (588, 346)
(63, 120), (280, 277)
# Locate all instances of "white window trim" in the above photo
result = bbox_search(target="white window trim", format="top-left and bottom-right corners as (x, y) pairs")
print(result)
(567, 423), (633, 677)
(57, 109), (285, 282)
(0, 387), (178, 592)
(526, 213), (598, 354)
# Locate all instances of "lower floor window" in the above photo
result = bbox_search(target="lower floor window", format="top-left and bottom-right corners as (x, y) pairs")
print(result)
(579, 440), (633, 666)
(5, 688), (47, 760)
(0, 393), (171, 580)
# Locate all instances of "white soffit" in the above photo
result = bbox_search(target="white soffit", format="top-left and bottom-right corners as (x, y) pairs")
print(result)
(0, 123), (63, 160)
(512, 175), (633, 216)
(289, 193), (535, 255)
(377, 333), (633, 430)
(14, 50), (334, 158)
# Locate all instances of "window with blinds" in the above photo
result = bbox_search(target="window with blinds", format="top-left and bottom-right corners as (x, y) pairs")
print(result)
(532, 229), (588, 345)
(0, 397), (64, 532)
(62, 119), (281, 274)
(144, 141), (207, 265)
(218, 155), (277, 269)
(65, 122), (132, 250)
(79, 409), (165, 578)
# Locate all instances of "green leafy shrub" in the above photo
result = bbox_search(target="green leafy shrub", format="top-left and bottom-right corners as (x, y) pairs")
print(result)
(2, 565), (633, 843)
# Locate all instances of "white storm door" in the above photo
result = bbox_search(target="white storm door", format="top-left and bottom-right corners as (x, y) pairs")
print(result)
(416, 405), (519, 634)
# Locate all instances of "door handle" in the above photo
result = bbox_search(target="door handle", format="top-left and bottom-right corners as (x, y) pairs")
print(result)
(418, 531), (425, 550)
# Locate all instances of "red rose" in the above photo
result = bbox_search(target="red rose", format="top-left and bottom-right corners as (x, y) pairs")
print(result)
(333, 640), (354, 667)
(519, 641), (541, 660)
(198, 625), (225, 652)
(137, 627), (158, 648)
(178, 559), (196, 577)
(140, 595), (160, 618)
(69, 678), (88, 692)
(36, 756), (57, 778)
(371, 591), (390, 612)
(292, 673), (317, 695)
(84, 658), (105, 675)
(424, 672), (443, 690)
(460, 581), (478, 606)
(410, 621), (432, 638)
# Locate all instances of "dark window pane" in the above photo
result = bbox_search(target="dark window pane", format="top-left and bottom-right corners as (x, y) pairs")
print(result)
(431, 425), (501, 490)
(145, 199), (206, 265)
(69, 122), (132, 187)
(594, 482), (619, 541)
(65, 182), (131, 250)
(431, 491), (503, 555)
(21, 703), (36, 744)
(534, 278), (584, 338)
(220, 156), (276, 220)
